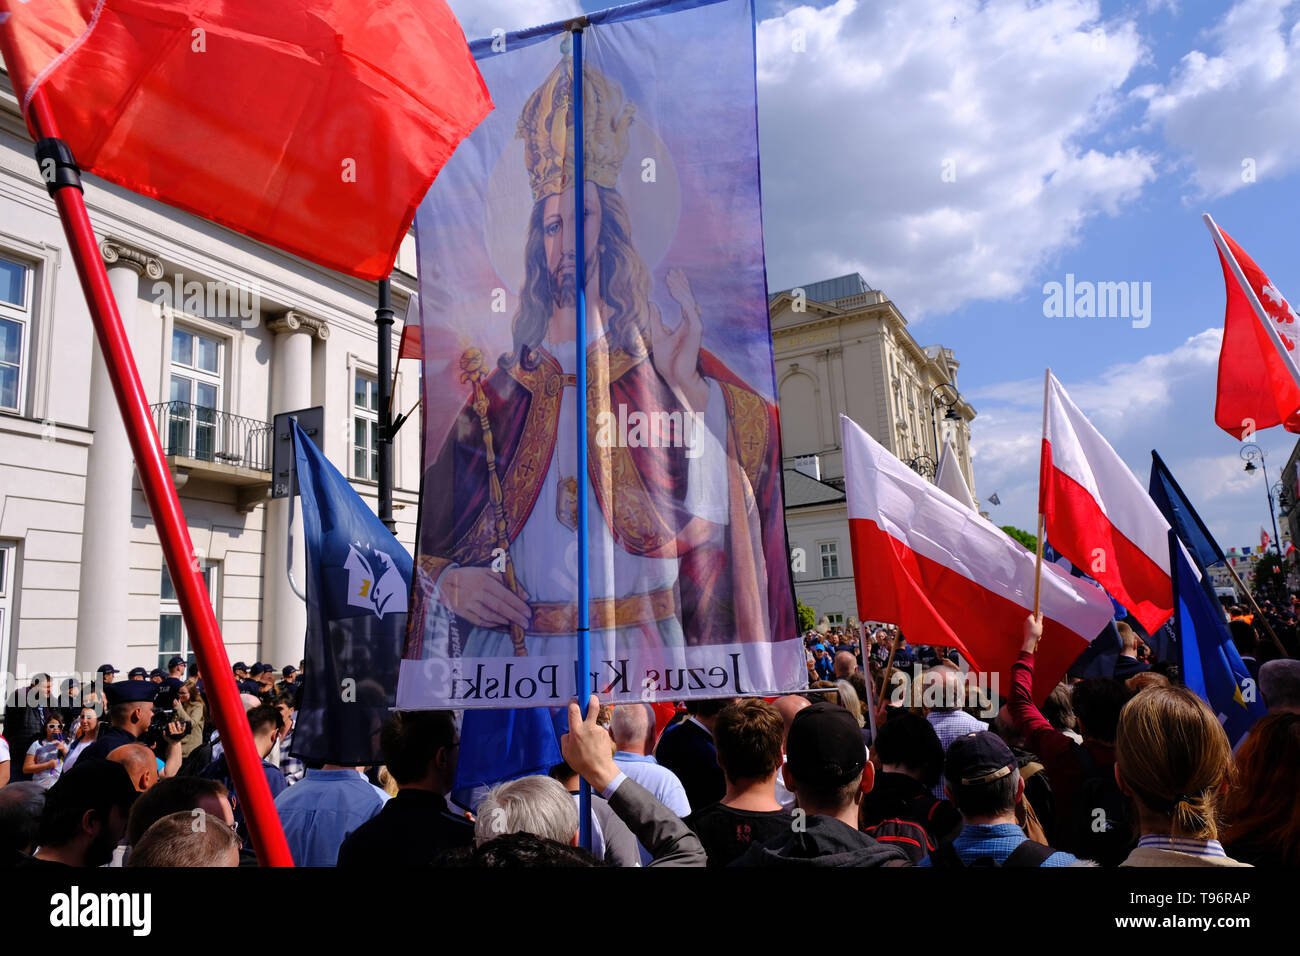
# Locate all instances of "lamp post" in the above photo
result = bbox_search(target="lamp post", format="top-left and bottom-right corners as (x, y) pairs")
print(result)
(908, 455), (936, 479)
(1241, 443), (1282, 555)
(930, 381), (962, 460)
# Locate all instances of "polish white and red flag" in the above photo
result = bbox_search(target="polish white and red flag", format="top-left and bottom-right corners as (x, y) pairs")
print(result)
(1203, 214), (1300, 438)
(842, 415), (1114, 703)
(1040, 371), (1173, 636)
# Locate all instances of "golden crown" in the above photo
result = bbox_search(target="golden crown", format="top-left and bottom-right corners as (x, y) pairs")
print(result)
(517, 55), (635, 202)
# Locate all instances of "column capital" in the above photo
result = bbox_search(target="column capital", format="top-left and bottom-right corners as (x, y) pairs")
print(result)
(100, 239), (164, 279)
(267, 309), (330, 340)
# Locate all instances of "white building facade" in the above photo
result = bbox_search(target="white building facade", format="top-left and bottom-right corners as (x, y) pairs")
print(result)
(0, 76), (423, 693)
(771, 274), (978, 626)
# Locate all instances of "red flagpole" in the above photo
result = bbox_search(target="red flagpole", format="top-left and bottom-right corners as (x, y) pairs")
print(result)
(24, 88), (294, 867)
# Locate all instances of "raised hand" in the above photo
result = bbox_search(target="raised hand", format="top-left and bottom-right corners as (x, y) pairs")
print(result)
(650, 269), (708, 411)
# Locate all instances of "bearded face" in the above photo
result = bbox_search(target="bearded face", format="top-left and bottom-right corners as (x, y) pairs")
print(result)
(541, 182), (602, 310)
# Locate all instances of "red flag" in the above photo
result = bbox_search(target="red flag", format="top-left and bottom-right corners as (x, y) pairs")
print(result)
(0, 0), (492, 280)
(397, 324), (422, 362)
(1261, 527), (1271, 552)
(1204, 214), (1300, 438)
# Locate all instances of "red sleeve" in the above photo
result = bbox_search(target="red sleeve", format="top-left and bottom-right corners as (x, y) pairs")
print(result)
(1008, 651), (1072, 761)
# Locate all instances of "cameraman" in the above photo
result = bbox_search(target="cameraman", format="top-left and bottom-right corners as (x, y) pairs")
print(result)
(73, 682), (185, 776)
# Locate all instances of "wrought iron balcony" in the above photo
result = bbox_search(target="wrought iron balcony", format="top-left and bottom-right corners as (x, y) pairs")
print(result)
(150, 401), (272, 474)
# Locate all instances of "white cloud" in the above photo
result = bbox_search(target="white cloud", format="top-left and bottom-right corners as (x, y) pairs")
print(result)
(969, 328), (1297, 548)
(1137, 0), (1300, 198)
(757, 0), (1158, 317)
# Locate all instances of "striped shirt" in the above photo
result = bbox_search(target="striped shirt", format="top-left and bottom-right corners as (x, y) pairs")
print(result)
(1135, 834), (1228, 859)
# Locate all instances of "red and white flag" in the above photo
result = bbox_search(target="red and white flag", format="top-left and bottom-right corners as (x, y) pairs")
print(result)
(1203, 214), (1300, 438)
(842, 415), (1114, 703)
(0, 0), (492, 280)
(1040, 371), (1174, 635)
(1261, 527), (1271, 552)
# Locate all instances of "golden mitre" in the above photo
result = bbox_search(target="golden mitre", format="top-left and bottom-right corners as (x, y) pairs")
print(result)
(517, 54), (635, 202)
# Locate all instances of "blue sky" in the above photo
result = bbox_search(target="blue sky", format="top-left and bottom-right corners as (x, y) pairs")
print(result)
(448, 0), (1300, 552)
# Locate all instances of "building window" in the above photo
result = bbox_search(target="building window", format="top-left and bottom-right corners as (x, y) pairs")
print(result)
(0, 255), (34, 415)
(158, 561), (217, 672)
(826, 612), (845, 627)
(353, 372), (380, 480)
(820, 541), (839, 579)
(0, 542), (14, 677)
(167, 327), (224, 460)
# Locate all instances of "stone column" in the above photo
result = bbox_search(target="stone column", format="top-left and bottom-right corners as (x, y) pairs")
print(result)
(262, 311), (328, 669)
(75, 240), (163, 675)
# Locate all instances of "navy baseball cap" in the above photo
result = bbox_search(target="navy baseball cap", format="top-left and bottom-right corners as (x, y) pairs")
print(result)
(945, 732), (1018, 788)
(232, 661), (248, 672)
(97, 664), (119, 675)
(167, 656), (186, 669)
(127, 666), (148, 679)
(282, 665), (297, 678)
(105, 680), (158, 705)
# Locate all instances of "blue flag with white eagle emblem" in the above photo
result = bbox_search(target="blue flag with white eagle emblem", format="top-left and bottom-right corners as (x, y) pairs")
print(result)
(291, 420), (410, 764)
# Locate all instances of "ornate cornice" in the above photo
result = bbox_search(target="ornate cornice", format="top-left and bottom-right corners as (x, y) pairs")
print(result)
(267, 309), (330, 340)
(100, 239), (164, 280)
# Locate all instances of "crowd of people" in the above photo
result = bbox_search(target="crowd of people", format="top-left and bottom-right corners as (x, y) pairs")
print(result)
(1, 604), (1298, 868)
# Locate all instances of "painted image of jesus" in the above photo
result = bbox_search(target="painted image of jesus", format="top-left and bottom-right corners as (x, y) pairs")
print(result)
(407, 53), (793, 671)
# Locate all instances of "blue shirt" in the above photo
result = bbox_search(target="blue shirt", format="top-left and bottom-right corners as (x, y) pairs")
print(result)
(613, 752), (692, 866)
(919, 823), (1078, 867)
(273, 769), (389, 866)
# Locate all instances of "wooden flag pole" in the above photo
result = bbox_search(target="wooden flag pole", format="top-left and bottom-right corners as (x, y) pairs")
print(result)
(1224, 561), (1289, 657)
(1031, 369), (1050, 648)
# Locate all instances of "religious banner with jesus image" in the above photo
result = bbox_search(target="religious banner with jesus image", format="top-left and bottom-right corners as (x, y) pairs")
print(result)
(399, 0), (801, 710)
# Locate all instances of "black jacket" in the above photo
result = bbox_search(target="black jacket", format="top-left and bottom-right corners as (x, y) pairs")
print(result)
(729, 814), (912, 867)
(654, 719), (724, 810)
(337, 789), (474, 867)
(859, 771), (961, 861)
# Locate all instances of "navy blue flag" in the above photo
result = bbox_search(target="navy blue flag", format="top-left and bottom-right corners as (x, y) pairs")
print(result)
(1168, 531), (1266, 746)
(1150, 450), (1225, 570)
(291, 421), (409, 764)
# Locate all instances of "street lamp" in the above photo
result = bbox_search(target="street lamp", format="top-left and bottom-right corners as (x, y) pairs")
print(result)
(931, 382), (962, 460)
(1240, 443), (1282, 555)
(908, 455), (936, 479)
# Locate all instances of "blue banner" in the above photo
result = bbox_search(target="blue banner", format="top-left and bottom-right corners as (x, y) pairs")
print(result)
(1168, 531), (1266, 746)
(401, 0), (801, 714)
(292, 421), (410, 764)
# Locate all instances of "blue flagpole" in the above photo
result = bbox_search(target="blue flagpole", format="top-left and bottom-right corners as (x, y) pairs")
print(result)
(572, 20), (593, 851)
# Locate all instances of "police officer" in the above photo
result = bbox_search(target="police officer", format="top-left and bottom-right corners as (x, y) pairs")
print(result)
(74, 682), (186, 777)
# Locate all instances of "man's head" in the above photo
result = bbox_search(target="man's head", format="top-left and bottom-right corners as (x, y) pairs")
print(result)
(127, 667), (147, 681)
(1229, 619), (1258, 658)
(148, 668), (165, 684)
(783, 702), (871, 816)
(232, 662), (249, 680)
(0, 781), (47, 855)
(1260, 659), (1300, 713)
(1071, 678), (1131, 744)
(921, 666), (966, 713)
(944, 732), (1022, 823)
(772, 694), (810, 749)
(38, 761), (138, 867)
(108, 743), (159, 793)
(608, 702), (654, 755)
(274, 692), (297, 733)
(127, 776), (234, 847)
(98, 664), (118, 685)
(474, 775), (579, 847)
(872, 711), (945, 788)
(833, 650), (857, 680)
(714, 698), (784, 787)
(245, 704), (284, 759)
(379, 710), (459, 794)
(167, 656), (187, 678)
(683, 697), (734, 731)
(128, 811), (241, 867)
(105, 680), (158, 737)
(253, 664), (276, 688)
(281, 665), (298, 684)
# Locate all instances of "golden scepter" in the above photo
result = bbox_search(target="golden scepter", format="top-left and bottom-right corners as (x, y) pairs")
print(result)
(459, 348), (529, 657)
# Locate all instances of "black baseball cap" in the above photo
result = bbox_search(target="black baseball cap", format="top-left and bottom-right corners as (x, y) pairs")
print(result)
(97, 664), (119, 675)
(148, 668), (166, 679)
(252, 663), (272, 677)
(232, 661), (248, 673)
(127, 666), (148, 679)
(105, 681), (158, 705)
(944, 732), (1018, 788)
(786, 701), (867, 788)
(167, 656), (186, 669)
(282, 665), (297, 678)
